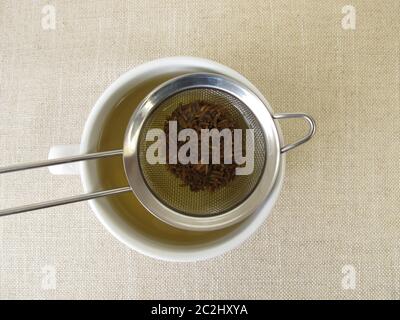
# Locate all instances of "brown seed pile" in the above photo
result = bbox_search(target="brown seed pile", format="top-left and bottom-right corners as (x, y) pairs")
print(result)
(164, 100), (238, 192)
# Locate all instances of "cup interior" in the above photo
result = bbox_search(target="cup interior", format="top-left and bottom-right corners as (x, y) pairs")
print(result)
(79, 57), (284, 261)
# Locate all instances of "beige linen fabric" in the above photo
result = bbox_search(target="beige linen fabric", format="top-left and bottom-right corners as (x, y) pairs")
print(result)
(0, 0), (399, 299)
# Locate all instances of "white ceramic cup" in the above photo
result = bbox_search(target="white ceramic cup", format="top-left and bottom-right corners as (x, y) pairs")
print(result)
(48, 57), (285, 262)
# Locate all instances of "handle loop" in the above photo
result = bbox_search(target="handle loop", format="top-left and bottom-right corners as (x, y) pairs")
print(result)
(273, 113), (316, 153)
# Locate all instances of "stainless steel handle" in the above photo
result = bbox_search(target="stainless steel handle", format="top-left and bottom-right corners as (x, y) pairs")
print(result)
(273, 113), (316, 153)
(0, 149), (131, 217)
(0, 149), (123, 174)
(0, 187), (131, 217)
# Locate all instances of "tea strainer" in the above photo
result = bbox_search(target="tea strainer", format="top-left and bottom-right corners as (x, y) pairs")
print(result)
(0, 73), (315, 231)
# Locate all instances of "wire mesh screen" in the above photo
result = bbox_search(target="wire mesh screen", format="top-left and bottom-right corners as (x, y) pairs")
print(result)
(138, 88), (266, 216)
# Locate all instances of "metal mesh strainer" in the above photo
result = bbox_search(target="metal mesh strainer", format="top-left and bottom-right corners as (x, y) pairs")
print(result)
(0, 73), (316, 231)
(138, 87), (265, 216)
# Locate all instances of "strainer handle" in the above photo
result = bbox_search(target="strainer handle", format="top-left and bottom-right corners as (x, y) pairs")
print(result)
(273, 113), (316, 153)
(0, 187), (131, 217)
(0, 149), (132, 217)
(0, 149), (123, 174)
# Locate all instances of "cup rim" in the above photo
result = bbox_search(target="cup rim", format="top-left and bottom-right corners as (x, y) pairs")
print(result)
(79, 56), (285, 262)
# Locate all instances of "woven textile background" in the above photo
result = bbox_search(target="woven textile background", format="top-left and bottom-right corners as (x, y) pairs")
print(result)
(0, 0), (399, 299)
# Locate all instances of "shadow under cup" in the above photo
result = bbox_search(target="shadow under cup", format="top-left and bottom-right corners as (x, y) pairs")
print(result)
(95, 74), (241, 246)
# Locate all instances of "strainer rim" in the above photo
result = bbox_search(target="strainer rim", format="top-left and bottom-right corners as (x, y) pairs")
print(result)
(137, 86), (266, 217)
(122, 73), (281, 231)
